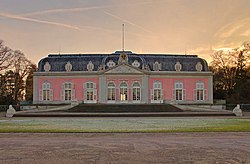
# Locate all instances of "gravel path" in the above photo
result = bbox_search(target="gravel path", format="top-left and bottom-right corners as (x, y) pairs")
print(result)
(0, 132), (249, 164)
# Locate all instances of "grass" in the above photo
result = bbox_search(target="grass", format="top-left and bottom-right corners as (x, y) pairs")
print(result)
(0, 117), (250, 133)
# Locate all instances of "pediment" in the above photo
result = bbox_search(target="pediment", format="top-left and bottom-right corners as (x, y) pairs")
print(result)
(104, 64), (144, 74)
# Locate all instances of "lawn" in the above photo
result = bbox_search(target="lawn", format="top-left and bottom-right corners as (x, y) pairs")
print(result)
(0, 117), (250, 133)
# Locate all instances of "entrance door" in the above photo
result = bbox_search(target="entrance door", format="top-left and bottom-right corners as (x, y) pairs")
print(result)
(120, 82), (128, 102)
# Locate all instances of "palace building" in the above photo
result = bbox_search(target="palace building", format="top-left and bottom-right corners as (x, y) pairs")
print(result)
(33, 51), (213, 104)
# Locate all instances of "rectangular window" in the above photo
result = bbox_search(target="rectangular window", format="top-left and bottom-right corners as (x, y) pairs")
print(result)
(133, 88), (140, 101)
(153, 89), (161, 100)
(65, 90), (71, 101)
(175, 89), (183, 101)
(87, 90), (94, 100)
(196, 90), (204, 101)
(43, 90), (50, 101)
(107, 88), (115, 100)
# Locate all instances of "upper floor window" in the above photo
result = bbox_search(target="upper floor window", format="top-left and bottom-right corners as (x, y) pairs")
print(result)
(87, 61), (94, 71)
(107, 60), (116, 68)
(65, 62), (72, 72)
(44, 62), (51, 72)
(153, 61), (161, 71)
(196, 62), (203, 72)
(175, 62), (182, 71)
(132, 60), (140, 68)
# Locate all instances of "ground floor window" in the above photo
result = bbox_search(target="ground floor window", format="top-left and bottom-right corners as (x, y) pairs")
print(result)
(175, 82), (183, 101)
(84, 82), (96, 101)
(196, 82), (204, 101)
(107, 82), (116, 101)
(43, 90), (50, 101)
(41, 82), (53, 101)
(132, 82), (141, 101)
(62, 82), (74, 101)
(152, 81), (162, 101)
(120, 81), (128, 101)
(65, 90), (72, 101)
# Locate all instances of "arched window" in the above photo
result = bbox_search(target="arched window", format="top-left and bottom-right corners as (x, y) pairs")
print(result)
(107, 82), (116, 101)
(62, 82), (74, 101)
(120, 81), (128, 101)
(41, 82), (53, 101)
(132, 82), (141, 101)
(196, 82), (204, 101)
(152, 81), (162, 101)
(175, 82), (183, 101)
(84, 82), (96, 102)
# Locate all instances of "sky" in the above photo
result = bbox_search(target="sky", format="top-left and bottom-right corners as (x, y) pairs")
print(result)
(0, 0), (250, 64)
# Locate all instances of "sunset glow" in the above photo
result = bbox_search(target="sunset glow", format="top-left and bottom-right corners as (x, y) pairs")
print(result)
(1, 0), (250, 64)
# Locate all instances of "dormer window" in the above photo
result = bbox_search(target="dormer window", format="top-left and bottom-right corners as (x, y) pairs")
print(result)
(175, 62), (182, 72)
(153, 61), (161, 71)
(196, 62), (203, 72)
(44, 62), (51, 72)
(87, 61), (94, 71)
(132, 60), (140, 68)
(107, 60), (116, 68)
(65, 62), (72, 72)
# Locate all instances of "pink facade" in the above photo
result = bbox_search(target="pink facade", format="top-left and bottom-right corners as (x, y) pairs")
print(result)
(34, 51), (213, 104)
(35, 73), (212, 104)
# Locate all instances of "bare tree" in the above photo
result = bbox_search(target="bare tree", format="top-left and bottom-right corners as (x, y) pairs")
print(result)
(12, 50), (34, 102)
(0, 40), (14, 72)
(211, 40), (250, 102)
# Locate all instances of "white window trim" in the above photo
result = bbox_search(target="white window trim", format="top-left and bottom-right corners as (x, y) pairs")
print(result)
(40, 82), (53, 102)
(151, 81), (163, 103)
(84, 81), (97, 103)
(61, 82), (75, 102)
(132, 81), (141, 103)
(107, 81), (116, 102)
(119, 81), (129, 103)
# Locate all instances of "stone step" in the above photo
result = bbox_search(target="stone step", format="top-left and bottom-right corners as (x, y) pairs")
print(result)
(14, 111), (235, 117)
(68, 104), (183, 113)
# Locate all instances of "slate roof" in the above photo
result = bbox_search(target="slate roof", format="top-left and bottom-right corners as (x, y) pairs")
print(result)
(37, 51), (209, 72)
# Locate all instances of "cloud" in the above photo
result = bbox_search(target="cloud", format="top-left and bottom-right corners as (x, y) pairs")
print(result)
(0, 12), (80, 30)
(214, 17), (250, 38)
(21, 6), (109, 17)
(240, 29), (250, 36)
(103, 11), (152, 33)
(21, 1), (153, 17)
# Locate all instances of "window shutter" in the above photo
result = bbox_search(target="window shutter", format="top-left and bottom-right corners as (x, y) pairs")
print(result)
(172, 89), (176, 101)
(204, 89), (207, 101)
(116, 88), (119, 101)
(83, 83), (87, 100)
(94, 89), (97, 100)
(39, 90), (43, 101)
(183, 89), (186, 101)
(194, 89), (197, 101)
(161, 90), (164, 100)
(61, 89), (64, 101)
(151, 89), (154, 100)
(49, 89), (53, 101)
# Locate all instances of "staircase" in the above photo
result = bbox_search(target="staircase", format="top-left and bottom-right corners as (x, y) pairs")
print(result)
(67, 104), (183, 113)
